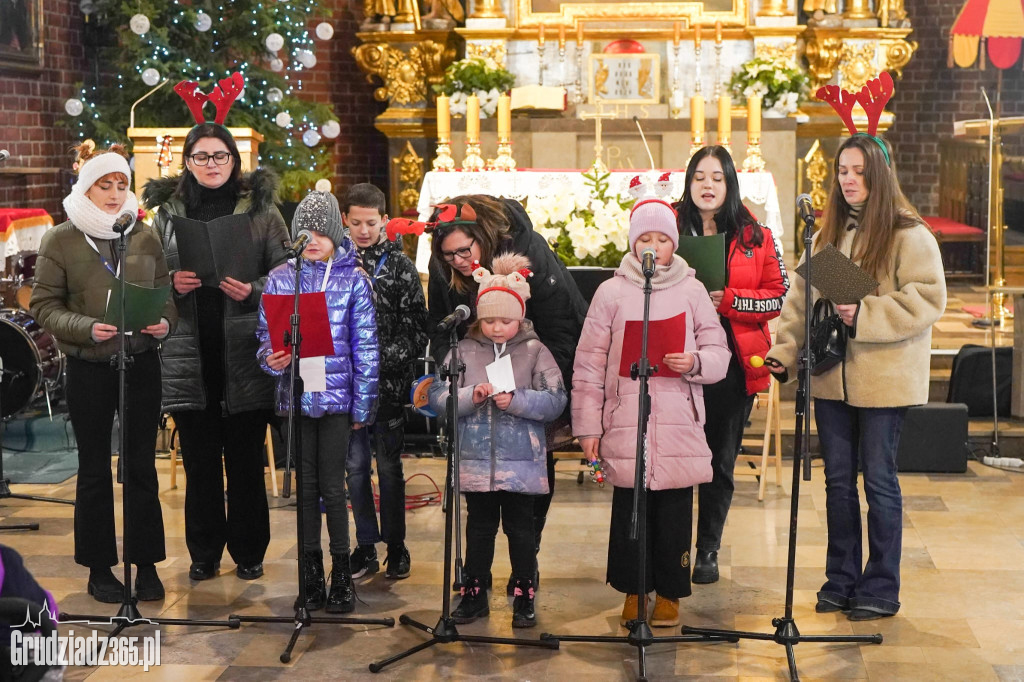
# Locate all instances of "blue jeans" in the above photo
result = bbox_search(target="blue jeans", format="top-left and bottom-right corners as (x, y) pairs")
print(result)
(814, 399), (906, 615)
(345, 414), (407, 548)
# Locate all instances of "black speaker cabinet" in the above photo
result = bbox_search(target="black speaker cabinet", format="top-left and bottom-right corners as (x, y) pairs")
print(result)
(896, 403), (969, 473)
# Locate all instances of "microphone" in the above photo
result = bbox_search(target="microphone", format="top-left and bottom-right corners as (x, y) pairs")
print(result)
(285, 229), (314, 257)
(797, 193), (815, 226)
(641, 248), (656, 278)
(437, 304), (471, 332)
(0, 150), (10, 163)
(112, 210), (136, 234)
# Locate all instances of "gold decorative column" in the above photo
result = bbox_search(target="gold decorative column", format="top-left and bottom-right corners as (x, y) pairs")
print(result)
(844, 0), (875, 20)
(469, 0), (506, 20)
(758, 0), (794, 17)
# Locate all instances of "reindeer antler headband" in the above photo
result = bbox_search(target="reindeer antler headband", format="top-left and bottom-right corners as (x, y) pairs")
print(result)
(816, 71), (894, 166)
(174, 71), (246, 126)
(385, 203), (479, 242)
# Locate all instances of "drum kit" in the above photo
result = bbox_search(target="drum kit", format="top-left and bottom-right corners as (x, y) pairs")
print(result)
(0, 251), (64, 421)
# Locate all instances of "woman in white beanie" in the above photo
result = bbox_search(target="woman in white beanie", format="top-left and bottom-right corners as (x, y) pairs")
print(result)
(572, 197), (731, 628)
(31, 142), (177, 603)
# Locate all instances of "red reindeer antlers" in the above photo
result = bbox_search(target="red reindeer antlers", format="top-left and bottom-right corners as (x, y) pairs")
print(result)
(174, 72), (246, 126)
(815, 71), (895, 137)
(384, 203), (478, 242)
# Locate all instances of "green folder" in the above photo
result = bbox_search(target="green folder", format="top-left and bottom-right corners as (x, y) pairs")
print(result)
(676, 233), (727, 292)
(104, 280), (172, 333)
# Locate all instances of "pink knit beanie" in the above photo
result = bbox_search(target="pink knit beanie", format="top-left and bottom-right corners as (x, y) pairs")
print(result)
(628, 199), (679, 255)
(474, 253), (532, 321)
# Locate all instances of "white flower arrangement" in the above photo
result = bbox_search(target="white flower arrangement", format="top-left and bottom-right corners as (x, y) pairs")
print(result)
(434, 57), (516, 118)
(526, 171), (635, 267)
(730, 56), (809, 116)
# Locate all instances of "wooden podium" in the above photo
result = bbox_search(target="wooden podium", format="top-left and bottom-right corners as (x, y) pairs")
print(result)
(127, 127), (264, 205)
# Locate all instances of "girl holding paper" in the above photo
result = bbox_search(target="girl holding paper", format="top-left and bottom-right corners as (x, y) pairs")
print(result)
(256, 191), (379, 613)
(766, 133), (946, 621)
(572, 197), (730, 628)
(673, 145), (790, 585)
(427, 253), (567, 629)
(31, 142), (177, 603)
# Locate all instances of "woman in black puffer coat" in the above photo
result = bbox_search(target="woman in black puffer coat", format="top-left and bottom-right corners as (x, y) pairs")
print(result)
(426, 194), (589, 593)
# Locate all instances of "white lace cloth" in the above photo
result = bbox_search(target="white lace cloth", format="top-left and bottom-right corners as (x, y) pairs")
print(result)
(415, 169), (783, 271)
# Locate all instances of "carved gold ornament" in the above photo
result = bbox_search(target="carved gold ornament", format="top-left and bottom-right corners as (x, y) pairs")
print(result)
(466, 42), (507, 69)
(880, 38), (917, 78)
(803, 30), (844, 90)
(353, 39), (456, 107)
(806, 143), (829, 211)
(517, 0), (750, 29)
(755, 42), (799, 66)
(839, 42), (876, 91)
(393, 143), (425, 214)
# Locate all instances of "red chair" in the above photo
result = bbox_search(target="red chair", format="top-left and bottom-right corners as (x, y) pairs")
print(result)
(922, 215), (985, 281)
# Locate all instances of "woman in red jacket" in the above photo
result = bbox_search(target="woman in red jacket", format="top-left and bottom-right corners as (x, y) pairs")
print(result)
(674, 145), (790, 583)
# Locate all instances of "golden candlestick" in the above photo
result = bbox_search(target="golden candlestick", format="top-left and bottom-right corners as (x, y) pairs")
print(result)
(742, 95), (766, 172)
(470, 0), (506, 20)
(433, 94), (455, 171)
(433, 139), (456, 172)
(463, 94), (484, 171)
(490, 94), (516, 171)
(690, 94), (705, 160)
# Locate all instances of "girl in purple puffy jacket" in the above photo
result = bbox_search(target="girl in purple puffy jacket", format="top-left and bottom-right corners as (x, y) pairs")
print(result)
(256, 191), (379, 615)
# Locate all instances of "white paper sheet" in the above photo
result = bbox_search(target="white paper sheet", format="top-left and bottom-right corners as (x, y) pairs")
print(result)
(300, 356), (328, 393)
(485, 354), (516, 395)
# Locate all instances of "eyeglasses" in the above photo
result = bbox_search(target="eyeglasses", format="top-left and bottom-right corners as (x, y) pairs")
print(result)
(441, 238), (476, 263)
(188, 151), (233, 166)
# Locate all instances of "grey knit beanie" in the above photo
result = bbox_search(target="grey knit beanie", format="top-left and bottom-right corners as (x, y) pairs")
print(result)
(292, 190), (345, 249)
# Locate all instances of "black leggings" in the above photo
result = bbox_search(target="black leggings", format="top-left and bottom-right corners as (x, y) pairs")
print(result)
(463, 491), (537, 580)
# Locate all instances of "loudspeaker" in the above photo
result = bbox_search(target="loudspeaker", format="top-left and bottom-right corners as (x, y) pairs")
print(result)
(947, 344), (1011, 417)
(896, 403), (969, 473)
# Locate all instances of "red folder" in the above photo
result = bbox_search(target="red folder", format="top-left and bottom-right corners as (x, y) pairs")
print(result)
(618, 312), (687, 379)
(262, 292), (337, 358)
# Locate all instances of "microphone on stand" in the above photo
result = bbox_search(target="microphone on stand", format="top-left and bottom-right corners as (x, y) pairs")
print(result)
(112, 211), (136, 234)
(437, 304), (471, 332)
(284, 230), (314, 257)
(641, 248), (657, 279)
(796, 193), (815, 226)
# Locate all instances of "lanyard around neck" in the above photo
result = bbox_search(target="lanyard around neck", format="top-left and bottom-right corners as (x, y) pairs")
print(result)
(492, 341), (507, 362)
(83, 234), (120, 277)
(315, 257), (333, 293)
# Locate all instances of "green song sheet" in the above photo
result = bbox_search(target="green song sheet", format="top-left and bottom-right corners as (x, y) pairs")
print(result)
(676, 233), (727, 292)
(104, 280), (172, 333)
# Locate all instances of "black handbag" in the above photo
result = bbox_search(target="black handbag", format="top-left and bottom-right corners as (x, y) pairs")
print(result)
(809, 299), (847, 376)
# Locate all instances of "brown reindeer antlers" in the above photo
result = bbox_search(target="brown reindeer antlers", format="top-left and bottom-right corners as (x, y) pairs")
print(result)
(174, 71), (246, 126)
(816, 71), (895, 137)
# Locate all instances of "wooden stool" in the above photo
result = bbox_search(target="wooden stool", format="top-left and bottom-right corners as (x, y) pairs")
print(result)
(736, 374), (784, 502)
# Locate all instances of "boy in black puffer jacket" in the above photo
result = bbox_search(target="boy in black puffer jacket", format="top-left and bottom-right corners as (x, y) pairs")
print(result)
(343, 183), (429, 580)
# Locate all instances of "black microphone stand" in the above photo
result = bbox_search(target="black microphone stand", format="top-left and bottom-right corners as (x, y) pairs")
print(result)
(681, 208), (883, 681)
(230, 247), (393, 663)
(60, 221), (239, 636)
(540, 258), (733, 682)
(369, 320), (558, 673)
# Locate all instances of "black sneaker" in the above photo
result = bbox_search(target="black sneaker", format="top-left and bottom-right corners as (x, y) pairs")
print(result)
(384, 544), (411, 579)
(349, 545), (379, 579)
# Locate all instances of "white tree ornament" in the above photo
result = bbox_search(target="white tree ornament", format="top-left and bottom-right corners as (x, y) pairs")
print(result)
(65, 98), (84, 116)
(275, 112), (292, 127)
(265, 33), (285, 52)
(315, 22), (335, 40)
(129, 13), (150, 35)
(320, 120), (341, 139)
(195, 12), (212, 32)
(141, 68), (161, 86)
(302, 129), (322, 147)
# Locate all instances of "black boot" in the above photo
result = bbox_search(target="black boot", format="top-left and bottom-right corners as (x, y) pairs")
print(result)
(87, 567), (124, 604)
(134, 565), (164, 601)
(511, 576), (536, 628)
(295, 550), (326, 611)
(451, 576), (489, 624)
(692, 550), (719, 584)
(325, 552), (355, 614)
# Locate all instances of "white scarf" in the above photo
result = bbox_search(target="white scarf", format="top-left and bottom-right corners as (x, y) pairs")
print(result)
(63, 191), (139, 241)
(616, 252), (691, 291)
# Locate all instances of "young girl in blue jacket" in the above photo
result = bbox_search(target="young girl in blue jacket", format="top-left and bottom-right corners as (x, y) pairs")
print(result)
(256, 191), (379, 614)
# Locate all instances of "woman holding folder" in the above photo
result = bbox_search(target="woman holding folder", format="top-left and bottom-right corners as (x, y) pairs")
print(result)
(673, 145), (790, 585)
(143, 123), (289, 583)
(31, 142), (177, 602)
(766, 133), (946, 621)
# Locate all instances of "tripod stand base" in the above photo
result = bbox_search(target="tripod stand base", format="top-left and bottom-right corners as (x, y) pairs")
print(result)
(61, 604), (241, 638)
(369, 613), (558, 673)
(0, 478), (75, 505)
(682, 618), (882, 681)
(232, 609), (395, 663)
(541, 619), (736, 681)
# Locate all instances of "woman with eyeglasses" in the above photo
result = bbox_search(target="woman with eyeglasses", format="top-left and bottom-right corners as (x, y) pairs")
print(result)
(426, 195), (589, 596)
(143, 123), (289, 584)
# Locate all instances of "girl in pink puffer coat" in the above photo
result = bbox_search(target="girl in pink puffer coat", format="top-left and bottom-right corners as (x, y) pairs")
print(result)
(572, 197), (730, 628)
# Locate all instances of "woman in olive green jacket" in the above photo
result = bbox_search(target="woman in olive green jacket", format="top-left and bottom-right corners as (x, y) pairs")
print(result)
(30, 143), (177, 604)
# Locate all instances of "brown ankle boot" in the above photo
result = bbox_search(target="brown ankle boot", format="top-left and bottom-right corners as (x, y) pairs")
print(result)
(619, 593), (650, 626)
(651, 594), (679, 627)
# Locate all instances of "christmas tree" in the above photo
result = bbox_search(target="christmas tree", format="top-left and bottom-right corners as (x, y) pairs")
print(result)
(64, 0), (340, 200)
